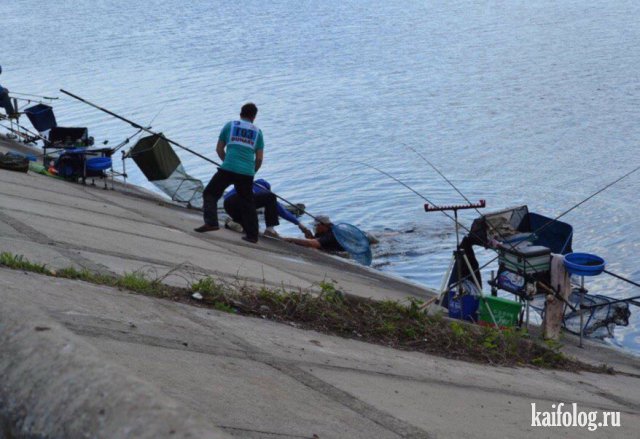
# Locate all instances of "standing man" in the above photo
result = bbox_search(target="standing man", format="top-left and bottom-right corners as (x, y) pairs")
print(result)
(194, 103), (264, 243)
(0, 66), (17, 117)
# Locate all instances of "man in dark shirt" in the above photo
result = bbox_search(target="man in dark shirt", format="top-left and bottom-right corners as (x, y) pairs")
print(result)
(0, 65), (16, 117)
(283, 215), (345, 252)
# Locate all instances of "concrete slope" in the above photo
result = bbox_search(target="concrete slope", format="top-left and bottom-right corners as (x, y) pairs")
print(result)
(1, 136), (639, 438)
(0, 278), (230, 439)
(1, 268), (639, 438)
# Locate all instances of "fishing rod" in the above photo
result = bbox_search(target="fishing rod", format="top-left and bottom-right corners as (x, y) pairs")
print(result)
(604, 270), (640, 290)
(407, 144), (640, 243)
(60, 89), (322, 222)
(355, 153), (573, 312)
(10, 91), (58, 100)
(0, 118), (49, 144)
(405, 144), (480, 214)
(111, 107), (165, 153)
(61, 89), (219, 166)
(405, 144), (550, 253)
(348, 160), (471, 233)
(537, 162), (640, 234)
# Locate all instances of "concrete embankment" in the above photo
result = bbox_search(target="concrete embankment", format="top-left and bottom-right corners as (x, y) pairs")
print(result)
(0, 295), (228, 439)
(1, 135), (639, 438)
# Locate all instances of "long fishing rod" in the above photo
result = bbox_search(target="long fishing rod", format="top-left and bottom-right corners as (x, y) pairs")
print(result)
(599, 270), (640, 307)
(61, 89), (219, 166)
(60, 89), (321, 222)
(111, 107), (165, 153)
(405, 144), (479, 213)
(0, 118), (48, 144)
(10, 91), (58, 100)
(408, 144), (640, 242)
(405, 145), (550, 255)
(348, 160), (470, 232)
(540, 162), (640, 232)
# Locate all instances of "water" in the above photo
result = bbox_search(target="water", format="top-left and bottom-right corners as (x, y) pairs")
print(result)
(2, 0), (639, 354)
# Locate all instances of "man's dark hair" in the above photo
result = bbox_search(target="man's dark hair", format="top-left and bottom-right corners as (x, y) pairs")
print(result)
(240, 103), (258, 120)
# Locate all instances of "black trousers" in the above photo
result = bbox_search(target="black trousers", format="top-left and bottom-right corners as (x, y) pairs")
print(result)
(224, 192), (279, 228)
(203, 168), (258, 240)
(0, 91), (15, 115)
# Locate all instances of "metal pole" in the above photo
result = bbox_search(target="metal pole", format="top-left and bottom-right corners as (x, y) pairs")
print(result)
(438, 255), (455, 301)
(454, 210), (464, 319)
(121, 150), (127, 187)
(579, 275), (585, 348)
(463, 253), (498, 327)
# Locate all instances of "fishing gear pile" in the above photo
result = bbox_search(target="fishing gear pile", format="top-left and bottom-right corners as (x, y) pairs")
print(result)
(0, 152), (29, 173)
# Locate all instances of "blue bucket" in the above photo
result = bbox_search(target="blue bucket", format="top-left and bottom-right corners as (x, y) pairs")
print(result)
(563, 252), (605, 276)
(448, 294), (480, 322)
(86, 157), (112, 172)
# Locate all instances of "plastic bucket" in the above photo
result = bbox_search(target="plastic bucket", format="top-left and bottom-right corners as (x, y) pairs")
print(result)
(563, 253), (605, 276)
(86, 157), (112, 171)
(448, 294), (479, 322)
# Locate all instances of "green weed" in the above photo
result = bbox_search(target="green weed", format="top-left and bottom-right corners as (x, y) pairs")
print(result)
(0, 252), (50, 274)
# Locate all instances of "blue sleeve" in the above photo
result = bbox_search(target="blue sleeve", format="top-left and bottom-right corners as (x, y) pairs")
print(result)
(277, 202), (299, 225)
(223, 187), (237, 200)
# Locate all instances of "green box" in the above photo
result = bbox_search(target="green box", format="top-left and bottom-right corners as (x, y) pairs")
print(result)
(479, 296), (522, 328)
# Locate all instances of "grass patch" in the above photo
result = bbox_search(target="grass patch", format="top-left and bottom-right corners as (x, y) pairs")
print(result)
(0, 251), (609, 372)
(0, 252), (51, 274)
(185, 278), (606, 372)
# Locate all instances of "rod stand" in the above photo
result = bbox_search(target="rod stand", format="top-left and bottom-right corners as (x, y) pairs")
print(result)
(579, 275), (586, 348)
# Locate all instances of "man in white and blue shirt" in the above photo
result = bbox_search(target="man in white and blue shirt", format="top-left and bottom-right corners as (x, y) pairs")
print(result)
(195, 103), (264, 243)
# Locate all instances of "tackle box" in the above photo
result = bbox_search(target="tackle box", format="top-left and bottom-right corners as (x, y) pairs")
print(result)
(498, 245), (551, 275)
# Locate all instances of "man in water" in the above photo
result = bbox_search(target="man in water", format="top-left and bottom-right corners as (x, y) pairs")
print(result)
(224, 178), (313, 238)
(0, 66), (16, 118)
(194, 103), (264, 243)
(283, 215), (345, 252)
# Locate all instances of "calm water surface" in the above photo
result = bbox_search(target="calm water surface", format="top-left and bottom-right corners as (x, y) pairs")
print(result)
(2, 0), (639, 353)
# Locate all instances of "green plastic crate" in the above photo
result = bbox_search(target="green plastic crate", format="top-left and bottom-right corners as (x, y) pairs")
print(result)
(479, 296), (522, 328)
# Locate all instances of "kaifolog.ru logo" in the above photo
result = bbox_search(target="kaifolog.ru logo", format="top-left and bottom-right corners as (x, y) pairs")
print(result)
(531, 403), (620, 431)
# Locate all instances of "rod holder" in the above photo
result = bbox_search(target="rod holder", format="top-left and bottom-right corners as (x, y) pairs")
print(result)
(424, 199), (486, 212)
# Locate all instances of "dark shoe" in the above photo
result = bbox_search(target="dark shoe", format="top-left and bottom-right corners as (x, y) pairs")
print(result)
(194, 224), (219, 233)
(242, 236), (259, 244)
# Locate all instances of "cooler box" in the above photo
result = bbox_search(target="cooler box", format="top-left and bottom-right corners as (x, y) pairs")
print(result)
(499, 245), (550, 275)
(479, 296), (522, 328)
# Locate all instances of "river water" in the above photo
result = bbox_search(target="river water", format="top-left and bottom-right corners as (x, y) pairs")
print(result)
(2, 0), (639, 354)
